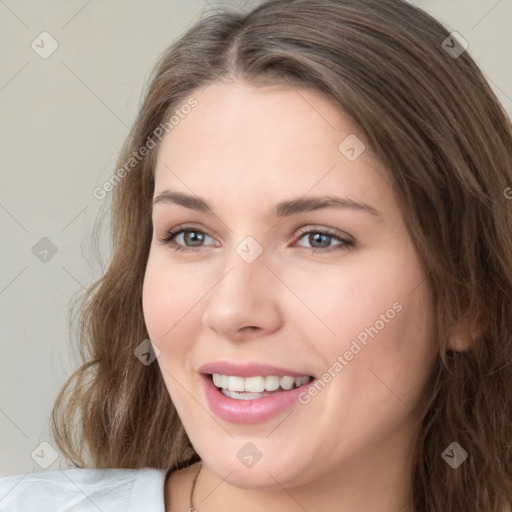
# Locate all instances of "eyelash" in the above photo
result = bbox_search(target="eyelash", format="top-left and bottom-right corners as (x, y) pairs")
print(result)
(158, 225), (354, 254)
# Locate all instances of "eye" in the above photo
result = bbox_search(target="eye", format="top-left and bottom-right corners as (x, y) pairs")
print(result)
(158, 225), (217, 252)
(158, 225), (353, 254)
(294, 227), (353, 253)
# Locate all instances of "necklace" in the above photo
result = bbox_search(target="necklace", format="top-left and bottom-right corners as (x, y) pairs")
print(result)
(189, 462), (203, 511)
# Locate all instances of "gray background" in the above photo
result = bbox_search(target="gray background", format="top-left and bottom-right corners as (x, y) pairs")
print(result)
(1, 0), (511, 476)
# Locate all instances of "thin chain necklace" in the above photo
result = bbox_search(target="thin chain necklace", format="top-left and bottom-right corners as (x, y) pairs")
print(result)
(189, 462), (203, 511)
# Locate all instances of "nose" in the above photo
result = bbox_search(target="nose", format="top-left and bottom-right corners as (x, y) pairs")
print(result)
(201, 250), (283, 341)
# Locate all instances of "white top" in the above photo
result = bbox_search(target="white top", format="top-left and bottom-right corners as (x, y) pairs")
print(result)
(0, 468), (168, 511)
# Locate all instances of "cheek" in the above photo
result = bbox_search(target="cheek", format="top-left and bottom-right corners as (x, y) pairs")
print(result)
(316, 281), (436, 436)
(142, 255), (204, 409)
(142, 253), (203, 354)
(293, 245), (437, 415)
(285, 252), (419, 351)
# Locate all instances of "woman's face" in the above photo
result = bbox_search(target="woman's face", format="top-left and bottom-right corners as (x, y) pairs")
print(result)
(143, 80), (437, 490)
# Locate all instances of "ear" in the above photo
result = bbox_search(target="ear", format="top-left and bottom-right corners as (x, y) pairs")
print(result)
(448, 323), (473, 352)
(447, 313), (485, 352)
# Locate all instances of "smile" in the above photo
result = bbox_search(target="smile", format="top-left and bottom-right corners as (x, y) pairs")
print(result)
(211, 373), (312, 399)
(200, 370), (316, 424)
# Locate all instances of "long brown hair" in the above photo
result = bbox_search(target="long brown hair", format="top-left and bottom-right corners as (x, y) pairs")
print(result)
(51, 1), (512, 510)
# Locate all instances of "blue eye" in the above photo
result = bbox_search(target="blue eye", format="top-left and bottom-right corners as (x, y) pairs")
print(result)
(159, 226), (353, 253)
(159, 227), (215, 252)
(294, 228), (353, 253)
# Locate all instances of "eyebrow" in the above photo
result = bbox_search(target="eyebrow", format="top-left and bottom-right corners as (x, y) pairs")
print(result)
(152, 190), (381, 218)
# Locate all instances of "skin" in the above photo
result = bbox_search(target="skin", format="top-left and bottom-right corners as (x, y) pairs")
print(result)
(142, 80), (440, 512)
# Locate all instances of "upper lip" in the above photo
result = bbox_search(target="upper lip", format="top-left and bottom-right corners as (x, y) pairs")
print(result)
(199, 361), (314, 378)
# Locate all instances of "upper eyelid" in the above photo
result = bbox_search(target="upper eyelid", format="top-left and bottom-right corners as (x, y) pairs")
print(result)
(161, 222), (217, 238)
(159, 224), (347, 236)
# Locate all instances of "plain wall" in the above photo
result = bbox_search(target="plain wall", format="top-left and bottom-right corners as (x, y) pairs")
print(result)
(0, 0), (511, 476)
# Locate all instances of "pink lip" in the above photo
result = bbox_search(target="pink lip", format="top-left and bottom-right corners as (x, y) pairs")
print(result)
(200, 369), (316, 425)
(199, 361), (313, 378)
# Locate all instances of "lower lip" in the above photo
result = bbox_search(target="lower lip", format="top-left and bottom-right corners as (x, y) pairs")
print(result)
(201, 374), (314, 424)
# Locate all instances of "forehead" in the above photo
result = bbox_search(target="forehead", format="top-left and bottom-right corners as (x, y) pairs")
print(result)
(153, 80), (392, 218)
(158, 79), (366, 161)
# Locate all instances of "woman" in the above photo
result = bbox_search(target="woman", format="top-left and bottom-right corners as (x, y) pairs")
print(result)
(1, 0), (511, 510)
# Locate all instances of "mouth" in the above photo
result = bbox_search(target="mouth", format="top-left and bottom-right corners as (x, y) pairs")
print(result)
(209, 373), (314, 401)
(199, 361), (317, 423)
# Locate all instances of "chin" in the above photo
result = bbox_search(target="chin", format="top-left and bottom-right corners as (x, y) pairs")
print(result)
(192, 435), (322, 490)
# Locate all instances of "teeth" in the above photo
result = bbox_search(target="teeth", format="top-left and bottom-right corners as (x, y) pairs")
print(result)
(222, 389), (270, 400)
(280, 376), (295, 390)
(264, 376), (280, 391)
(212, 373), (311, 393)
(294, 376), (311, 387)
(212, 373), (223, 387)
(227, 376), (245, 392)
(245, 376), (265, 393)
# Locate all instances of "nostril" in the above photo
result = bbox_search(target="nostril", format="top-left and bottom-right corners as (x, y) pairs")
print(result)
(238, 326), (261, 334)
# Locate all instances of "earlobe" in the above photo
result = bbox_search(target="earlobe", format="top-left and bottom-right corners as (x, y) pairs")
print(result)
(447, 324), (472, 352)
(447, 313), (485, 352)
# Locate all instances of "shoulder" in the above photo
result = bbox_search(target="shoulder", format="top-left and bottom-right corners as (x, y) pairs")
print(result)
(0, 467), (168, 512)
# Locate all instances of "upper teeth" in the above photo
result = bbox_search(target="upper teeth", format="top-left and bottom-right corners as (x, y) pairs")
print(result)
(212, 374), (310, 392)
